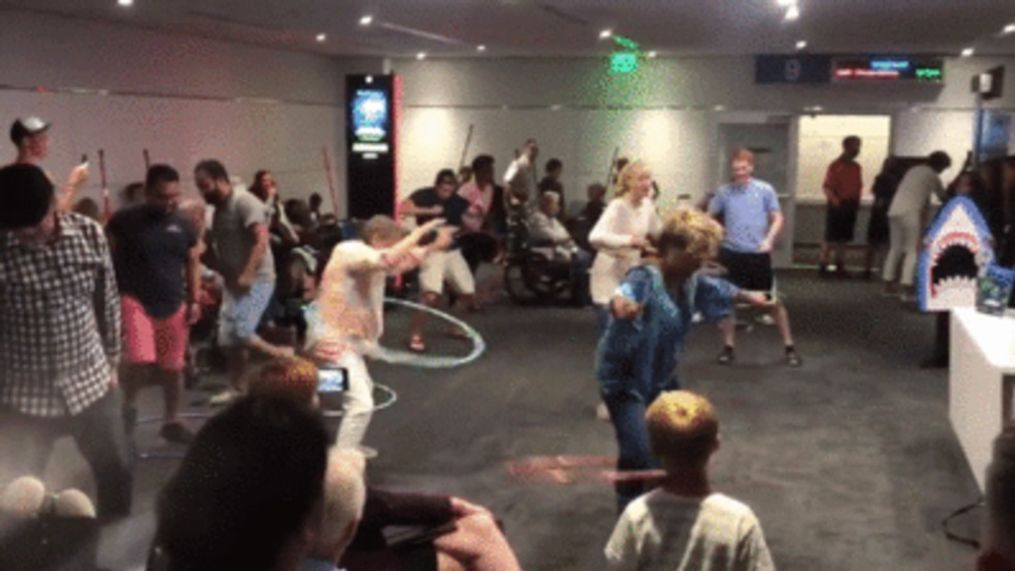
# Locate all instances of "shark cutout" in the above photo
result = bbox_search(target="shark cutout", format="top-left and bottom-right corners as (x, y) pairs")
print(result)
(918, 196), (994, 312)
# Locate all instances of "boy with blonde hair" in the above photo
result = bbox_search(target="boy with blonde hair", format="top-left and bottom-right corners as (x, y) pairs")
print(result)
(605, 391), (774, 571)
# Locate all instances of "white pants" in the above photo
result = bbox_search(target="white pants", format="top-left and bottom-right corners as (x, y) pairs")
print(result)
(328, 349), (374, 450)
(883, 212), (922, 286)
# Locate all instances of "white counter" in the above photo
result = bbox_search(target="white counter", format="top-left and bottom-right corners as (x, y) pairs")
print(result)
(950, 308), (1015, 492)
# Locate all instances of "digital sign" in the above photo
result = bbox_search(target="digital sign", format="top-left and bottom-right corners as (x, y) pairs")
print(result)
(351, 88), (390, 154)
(832, 57), (944, 82)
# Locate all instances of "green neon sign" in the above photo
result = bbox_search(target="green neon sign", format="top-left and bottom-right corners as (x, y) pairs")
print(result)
(610, 52), (639, 74)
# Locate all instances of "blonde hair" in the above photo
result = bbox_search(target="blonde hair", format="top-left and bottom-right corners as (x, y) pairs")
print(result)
(615, 160), (649, 198)
(646, 391), (719, 467)
(658, 207), (725, 260)
(360, 215), (405, 245)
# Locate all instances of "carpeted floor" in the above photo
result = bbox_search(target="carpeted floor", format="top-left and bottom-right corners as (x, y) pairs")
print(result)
(43, 272), (981, 570)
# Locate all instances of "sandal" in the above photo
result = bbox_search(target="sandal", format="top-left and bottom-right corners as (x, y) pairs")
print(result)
(408, 335), (426, 353)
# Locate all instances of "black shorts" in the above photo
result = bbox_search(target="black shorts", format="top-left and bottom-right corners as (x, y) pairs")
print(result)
(825, 203), (859, 243)
(719, 248), (774, 292)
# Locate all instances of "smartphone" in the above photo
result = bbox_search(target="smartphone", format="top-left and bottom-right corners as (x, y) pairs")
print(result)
(79, 154), (89, 167)
(318, 366), (348, 393)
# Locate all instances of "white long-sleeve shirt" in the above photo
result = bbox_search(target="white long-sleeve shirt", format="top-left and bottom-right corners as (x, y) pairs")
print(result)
(887, 165), (947, 218)
(504, 156), (536, 202)
(588, 197), (662, 304)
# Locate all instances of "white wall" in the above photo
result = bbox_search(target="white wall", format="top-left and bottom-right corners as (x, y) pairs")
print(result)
(392, 55), (1015, 211)
(0, 9), (383, 215)
(797, 115), (891, 203)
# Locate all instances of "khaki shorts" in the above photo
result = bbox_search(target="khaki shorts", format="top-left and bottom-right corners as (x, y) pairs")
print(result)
(419, 249), (475, 295)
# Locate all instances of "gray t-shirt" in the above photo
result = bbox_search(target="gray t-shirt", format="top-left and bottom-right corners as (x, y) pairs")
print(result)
(210, 187), (275, 282)
(606, 491), (775, 571)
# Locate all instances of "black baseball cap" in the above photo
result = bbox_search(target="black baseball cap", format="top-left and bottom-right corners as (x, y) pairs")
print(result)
(9, 116), (51, 145)
(0, 164), (55, 230)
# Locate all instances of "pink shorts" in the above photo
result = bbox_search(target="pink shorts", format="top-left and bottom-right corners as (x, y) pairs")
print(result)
(121, 295), (189, 372)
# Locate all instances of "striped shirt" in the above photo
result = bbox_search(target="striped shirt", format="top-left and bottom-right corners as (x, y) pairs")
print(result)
(0, 212), (120, 417)
(606, 491), (775, 571)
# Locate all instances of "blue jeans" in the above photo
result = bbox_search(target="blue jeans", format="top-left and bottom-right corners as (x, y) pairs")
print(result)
(602, 390), (659, 512)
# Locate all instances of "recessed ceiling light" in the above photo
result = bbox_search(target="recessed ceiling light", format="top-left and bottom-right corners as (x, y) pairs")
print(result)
(117, 0), (133, 6)
(713, 105), (726, 111)
(796, 40), (807, 50)
(359, 15), (374, 27)
(776, 0), (796, 6)
(477, 45), (487, 52)
(1005, 23), (1015, 35)
(599, 29), (613, 40)
(416, 52), (427, 60)
(961, 47), (975, 57)
(365, 75), (374, 84)
(315, 33), (327, 42)
(785, 6), (800, 21)
(647, 51), (658, 58)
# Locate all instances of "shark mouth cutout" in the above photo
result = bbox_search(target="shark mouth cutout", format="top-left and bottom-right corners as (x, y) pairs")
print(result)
(929, 232), (979, 302)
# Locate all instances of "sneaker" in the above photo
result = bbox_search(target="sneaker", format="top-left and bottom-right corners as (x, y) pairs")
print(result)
(159, 422), (195, 445)
(755, 314), (776, 326)
(785, 349), (803, 367)
(209, 387), (241, 406)
(716, 346), (735, 365)
(357, 445), (379, 460)
(596, 402), (611, 422)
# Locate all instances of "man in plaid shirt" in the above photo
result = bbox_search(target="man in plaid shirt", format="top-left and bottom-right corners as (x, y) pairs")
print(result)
(0, 163), (132, 518)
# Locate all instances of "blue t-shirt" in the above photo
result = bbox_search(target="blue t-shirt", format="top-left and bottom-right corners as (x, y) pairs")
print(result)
(708, 179), (780, 253)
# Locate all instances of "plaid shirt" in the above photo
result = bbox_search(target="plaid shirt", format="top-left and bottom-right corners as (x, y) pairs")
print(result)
(0, 212), (121, 417)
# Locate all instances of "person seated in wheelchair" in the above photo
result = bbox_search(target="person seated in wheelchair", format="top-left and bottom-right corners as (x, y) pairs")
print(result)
(525, 191), (593, 305)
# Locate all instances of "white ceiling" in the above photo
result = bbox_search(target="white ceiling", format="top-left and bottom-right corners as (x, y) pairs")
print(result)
(4, 0), (1015, 58)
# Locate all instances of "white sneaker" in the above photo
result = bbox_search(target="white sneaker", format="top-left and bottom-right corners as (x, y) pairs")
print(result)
(209, 388), (241, 406)
(596, 403), (611, 422)
(357, 445), (379, 460)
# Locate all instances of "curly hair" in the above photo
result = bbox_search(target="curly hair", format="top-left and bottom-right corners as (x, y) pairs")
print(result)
(249, 356), (319, 407)
(646, 390), (719, 467)
(657, 207), (725, 260)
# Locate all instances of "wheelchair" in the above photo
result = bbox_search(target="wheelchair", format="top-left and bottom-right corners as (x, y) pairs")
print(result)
(502, 214), (582, 305)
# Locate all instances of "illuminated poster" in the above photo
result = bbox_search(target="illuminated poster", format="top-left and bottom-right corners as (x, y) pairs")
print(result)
(351, 88), (390, 155)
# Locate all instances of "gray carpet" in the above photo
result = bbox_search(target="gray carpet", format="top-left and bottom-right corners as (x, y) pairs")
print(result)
(43, 273), (981, 570)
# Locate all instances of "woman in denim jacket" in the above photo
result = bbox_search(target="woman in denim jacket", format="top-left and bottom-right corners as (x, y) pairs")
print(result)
(596, 208), (771, 510)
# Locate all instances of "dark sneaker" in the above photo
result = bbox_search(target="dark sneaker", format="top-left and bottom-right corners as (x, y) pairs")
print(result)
(786, 349), (803, 367)
(716, 347), (735, 365)
(160, 422), (195, 445)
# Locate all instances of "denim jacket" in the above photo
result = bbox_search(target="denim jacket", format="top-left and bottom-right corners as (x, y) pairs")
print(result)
(595, 265), (738, 403)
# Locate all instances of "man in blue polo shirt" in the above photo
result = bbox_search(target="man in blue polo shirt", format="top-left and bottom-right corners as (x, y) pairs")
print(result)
(708, 148), (802, 367)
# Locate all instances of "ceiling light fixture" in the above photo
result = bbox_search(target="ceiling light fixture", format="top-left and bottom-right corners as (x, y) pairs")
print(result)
(316, 33), (327, 42)
(647, 50), (658, 58)
(117, 0), (133, 6)
(477, 45), (487, 52)
(416, 52), (427, 60)
(359, 15), (374, 27)
(776, 0), (796, 6)
(961, 47), (975, 57)
(1005, 24), (1015, 35)
(785, 6), (800, 21)
(599, 29), (613, 40)
(796, 40), (807, 50)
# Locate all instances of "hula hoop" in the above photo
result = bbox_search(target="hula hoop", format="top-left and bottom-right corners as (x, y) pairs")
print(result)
(373, 297), (486, 368)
